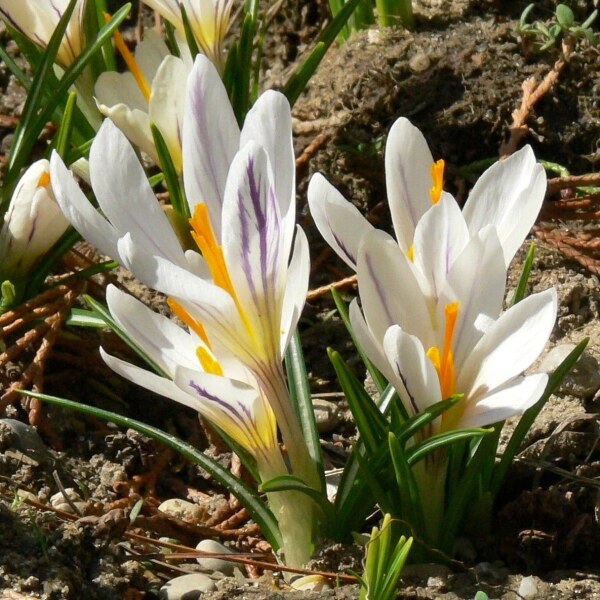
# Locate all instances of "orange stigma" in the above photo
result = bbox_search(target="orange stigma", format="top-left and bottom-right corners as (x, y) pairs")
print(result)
(426, 301), (459, 399)
(105, 13), (151, 101)
(37, 171), (51, 188)
(429, 159), (445, 204)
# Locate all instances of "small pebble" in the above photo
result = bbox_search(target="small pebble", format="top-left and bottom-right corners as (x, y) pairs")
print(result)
(1, 419), (51, 464)
(50, 488), (82, 510)
(290, 574), (331, 591)
(519, 575), (538, 598)
(99, 462), (128, 488)
(158, 498), (206, 523)
(196, 539), (238, 575)
(159, 573), (216, 600)
(409, 52), (431, 72)
(312, 398), (341, 434)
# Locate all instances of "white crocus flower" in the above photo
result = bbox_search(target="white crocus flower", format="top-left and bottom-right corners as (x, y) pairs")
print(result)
(95, 30), (191, 173)
(351, 225), (556, 432)
(143, 0), (233, 71)
(101, 285), (313, 567)
(0, 0), (86, 68)
(0, 159), (69, 281)
(309, 117), (546, 273)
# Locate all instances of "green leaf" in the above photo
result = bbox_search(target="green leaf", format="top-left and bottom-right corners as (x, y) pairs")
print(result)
(285, 330), (325, 492)
(395, 395), (461, 445)
(328, 348), (387, 457)
(489, 338), (589, 497)
(66, 308), (110, 328)
(21, 389), (282, 551)
(556, 4), (574, 28)
(179, 4), (201, 58)
(150, 124), (188, 219)
(283, 0), (364, 106)
(511, 242), (535, 306)
(53, 92), (78, 157)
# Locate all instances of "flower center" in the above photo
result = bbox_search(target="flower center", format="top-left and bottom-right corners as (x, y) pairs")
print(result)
(37, 171), (51, 188)
(106, 13), (151, 101)
(429, 159), (445, 204)
(426, 301), (459, 399)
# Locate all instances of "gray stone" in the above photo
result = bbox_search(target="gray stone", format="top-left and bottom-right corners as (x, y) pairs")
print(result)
(312, 398), (341, 434)
(538, 345), (600, 398)
(0, 418), (52, 464)
(518, 575), (539, 598)
(159, 573), (216, 600)
(99, 461), (128, 488)
(195, 539), (238, 575)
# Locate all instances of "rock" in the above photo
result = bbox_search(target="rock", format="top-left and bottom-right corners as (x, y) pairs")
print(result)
(290, 574), (331, 591)
(473, 562), (507, 584)
(50, 488), (82, 510)
(538, 345), (600, 399)
(312, 398), (341, 434)
(0, 418), (52, 464)
(159, 573), (216, 599)
(195, 539), (238, 575)
(158, 498), (206, 523)
(518, 575), (538, 598)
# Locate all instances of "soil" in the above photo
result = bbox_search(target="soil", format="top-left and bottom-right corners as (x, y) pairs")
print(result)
(1, 0), (600, 598)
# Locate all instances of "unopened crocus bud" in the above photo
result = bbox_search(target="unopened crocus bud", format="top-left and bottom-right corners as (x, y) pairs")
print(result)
(0, 159), (69, 281)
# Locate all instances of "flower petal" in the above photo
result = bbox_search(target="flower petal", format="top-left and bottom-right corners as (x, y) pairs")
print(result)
(459, 288), (557, 397)
(386, 117), (436, 254)
(462, 145), (546, 266)
(182, 54), (239, 232)
(308, 173), (374, 270)
(383, 325), (442, 414)
(458, 373), (548, 428)
(89, 119), (187, 267)
(357, 229), (433, 347)
(49, 151), (120, 259)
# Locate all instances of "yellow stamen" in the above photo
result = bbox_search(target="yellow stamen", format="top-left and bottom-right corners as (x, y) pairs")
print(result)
(168, 297), (211, 348)
(426, 301), (459, 399)
(189, 203), (254, 337)
(429, 159), (445, 204)
(105, 12), (151, 101)
(196, 346), (224, 376)
(407, 243), (415, 262)
(37, 171), (51, 188)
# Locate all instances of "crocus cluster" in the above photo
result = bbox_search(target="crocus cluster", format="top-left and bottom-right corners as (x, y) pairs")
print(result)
(51, 55), (317, 567)
(309, 118), (556, 433)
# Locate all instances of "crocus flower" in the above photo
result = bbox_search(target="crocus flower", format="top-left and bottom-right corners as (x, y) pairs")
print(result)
(95, 30), (191, 173)
(0, 0), (86, 68)
(51, 55), (317, 491)
(350, 226), (556, 432)
(0, 159), (69, 282)
(101, 285), (313, 567)
(143, 0), (233, 71)
(309, 117), (546, 273)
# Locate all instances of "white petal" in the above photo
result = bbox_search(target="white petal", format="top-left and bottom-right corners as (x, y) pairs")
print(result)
(49, 151), (120, 259)
(357, 229), (433, 347)
(182, 54), (239, 231)
(90, 119), (187, 267)
(458, 373), (548, 428)
(95, 71), (147, 112)
(308, 173), (373, 270)
(280, 227), (309, 355)
(459, 288), (557, 397)
(383, 326), (442, 414)
(442, 226), (506, 370)
(462, 146), (546, 266)
(221, 142), (284, 360)
(106, 285), (199, 377)
(241, 90), (295, 248)
(386, 117), (436, 254)
(412, 193), (469, 301)
(149, 56), (189, 173)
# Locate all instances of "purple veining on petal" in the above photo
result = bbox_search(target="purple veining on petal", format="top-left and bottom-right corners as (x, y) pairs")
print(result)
(395, 362), (420, 415)
(332, 230), (356, 266)
(364, 252), (395, 329)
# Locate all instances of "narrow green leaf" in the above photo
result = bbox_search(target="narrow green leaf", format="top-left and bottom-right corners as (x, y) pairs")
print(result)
(150, 124), (188, 219)
(66, 308), (110, 328)
(179, 4), (200, 58)
(395, 395), (461, 445)
(328, 348), (387, 456)
(230, 11), (256, 125)
(53, 92), (78, 157)
(283, 0), (364, 106)
(511, 242), (535, 306)
(21, 389), (282, 551)
(285, 330), (325, 492)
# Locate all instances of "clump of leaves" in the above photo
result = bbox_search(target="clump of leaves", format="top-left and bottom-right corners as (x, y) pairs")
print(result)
(518, 3), (599, 52)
